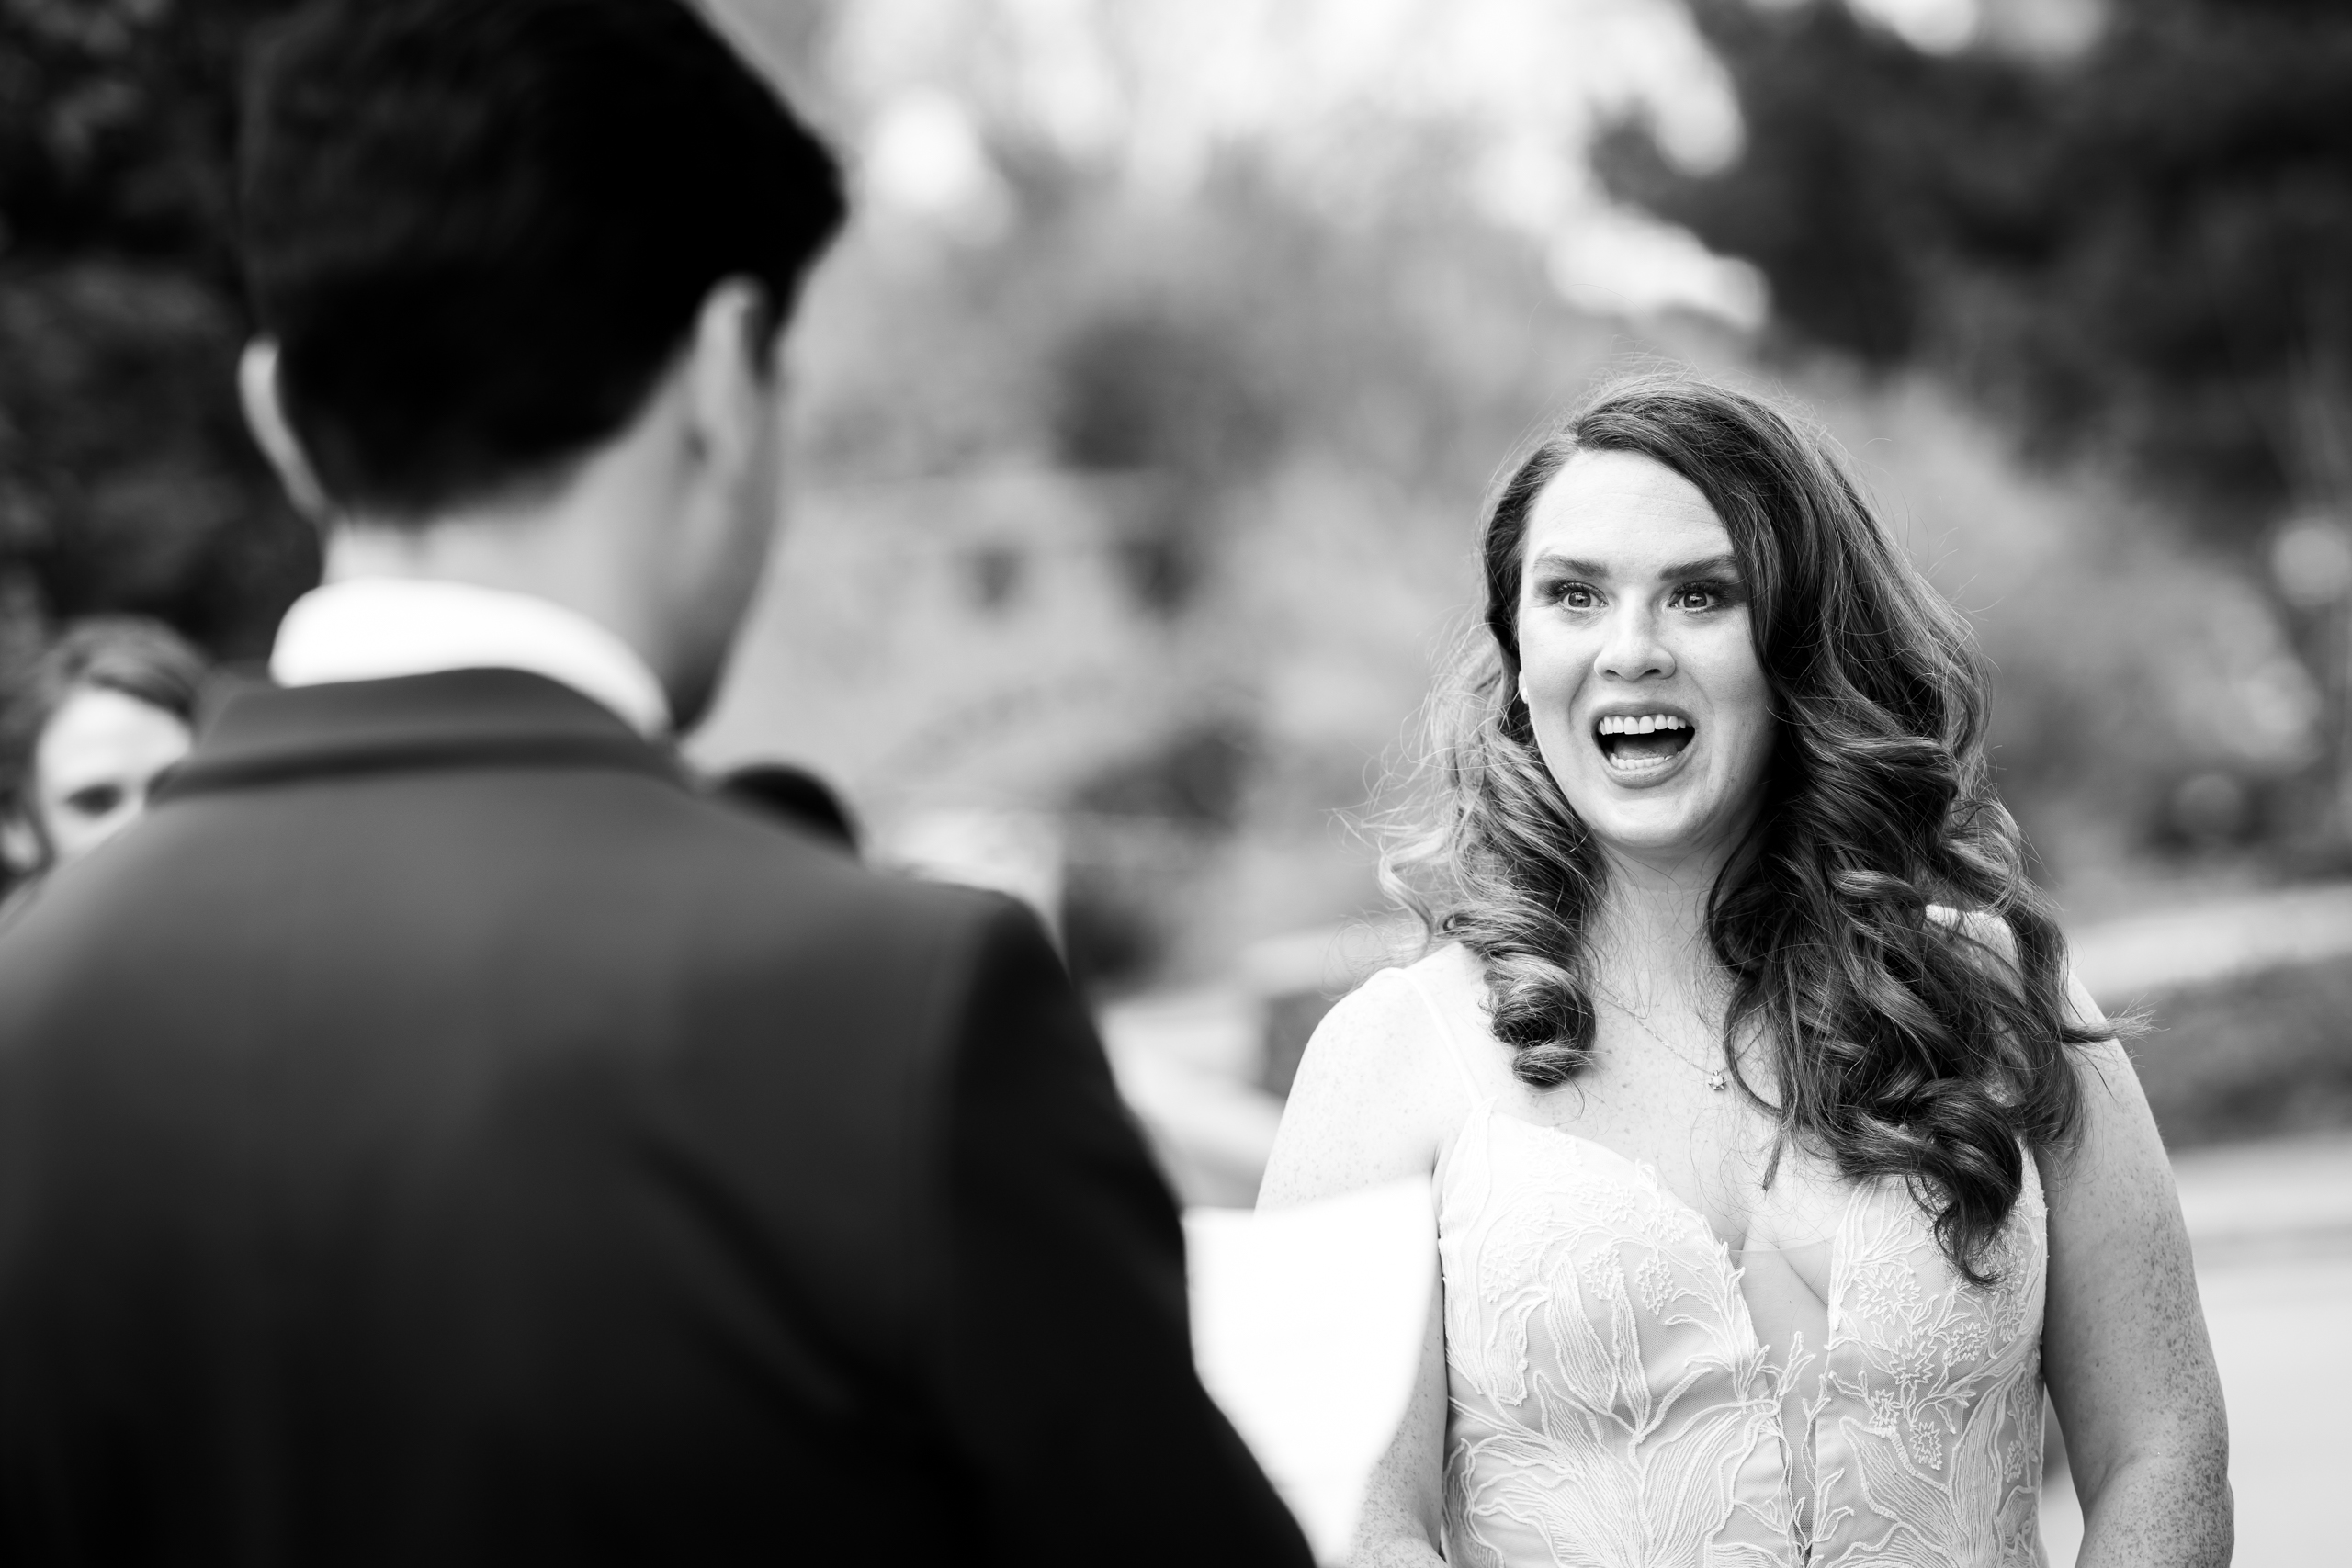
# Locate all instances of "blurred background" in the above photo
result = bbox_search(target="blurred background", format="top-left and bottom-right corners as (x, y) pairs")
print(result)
(3, 0), (2348, 1560)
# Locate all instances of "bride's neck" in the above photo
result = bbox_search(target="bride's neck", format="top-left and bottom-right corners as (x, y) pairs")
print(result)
(1588, 850), (1724, 1005)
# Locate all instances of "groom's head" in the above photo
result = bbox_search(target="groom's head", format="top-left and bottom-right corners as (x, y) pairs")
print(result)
(237, 0), (843, 728)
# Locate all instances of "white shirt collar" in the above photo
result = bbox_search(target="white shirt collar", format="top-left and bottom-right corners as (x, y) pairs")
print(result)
(269, 578), (672, 738)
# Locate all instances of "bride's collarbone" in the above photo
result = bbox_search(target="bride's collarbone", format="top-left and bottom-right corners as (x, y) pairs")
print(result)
(1430, 949), (1837, 1258)
(1504, 1062), (1838, 1275)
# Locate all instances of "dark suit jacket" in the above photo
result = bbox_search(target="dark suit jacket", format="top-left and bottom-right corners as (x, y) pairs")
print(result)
(0, 670), (1311, 1567)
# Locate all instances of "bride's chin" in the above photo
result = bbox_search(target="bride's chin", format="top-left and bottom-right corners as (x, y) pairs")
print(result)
(1583, 803), (1736, 861)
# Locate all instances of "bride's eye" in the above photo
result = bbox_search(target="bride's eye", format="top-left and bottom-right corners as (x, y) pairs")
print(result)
(1669, 580), (1738, 613)
(1544, 581), (1600, 610)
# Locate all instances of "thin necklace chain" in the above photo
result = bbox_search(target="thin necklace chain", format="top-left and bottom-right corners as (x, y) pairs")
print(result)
(1588, 977), (1731, 1092)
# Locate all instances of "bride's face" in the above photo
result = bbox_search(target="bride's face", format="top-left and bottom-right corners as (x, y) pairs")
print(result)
(1514, 450), (1775, 872)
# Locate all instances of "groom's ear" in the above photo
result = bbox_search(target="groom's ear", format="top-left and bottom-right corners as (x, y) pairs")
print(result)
(680, 276), (779, 474)
(238, 339), (334, 525)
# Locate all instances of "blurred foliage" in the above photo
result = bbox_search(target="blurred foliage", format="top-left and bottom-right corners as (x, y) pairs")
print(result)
(1603, 0), (2352, 536)
(2135, 956), (2352, 1146)
(7, 0), (2346, 982)
(752, 154), (1620, 977)
(1798, 378), (2323, 881)
(1051, 309), (1283, 612)
(1059, 857), (1161, 995)
(0, 0), (317, 665)
(1073, 720), (1258, 830)
(754, 0), (2351, 965)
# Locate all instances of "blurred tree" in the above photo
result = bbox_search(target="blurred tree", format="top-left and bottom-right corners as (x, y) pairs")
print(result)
(1052, 308), (1282, 613)
(1603, 0), (2352, 536)
(0, 0), (317, 670)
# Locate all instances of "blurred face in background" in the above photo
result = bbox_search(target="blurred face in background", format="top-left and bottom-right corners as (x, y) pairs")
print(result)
(1514, 450), (1775, 875)
(4, 685), (194, 875)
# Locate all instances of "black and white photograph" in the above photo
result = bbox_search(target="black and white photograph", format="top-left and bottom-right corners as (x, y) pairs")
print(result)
(0, 0), (2337, 1562)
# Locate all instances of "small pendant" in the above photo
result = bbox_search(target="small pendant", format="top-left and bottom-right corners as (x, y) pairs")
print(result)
(1706, 1070), (1728, 1091)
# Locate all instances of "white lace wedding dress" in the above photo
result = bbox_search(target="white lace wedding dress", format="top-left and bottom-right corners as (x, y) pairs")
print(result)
(1390, 967), (2050, 1568)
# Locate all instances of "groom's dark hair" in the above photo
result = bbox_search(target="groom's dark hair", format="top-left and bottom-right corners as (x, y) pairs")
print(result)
(240, 0), (844, 522)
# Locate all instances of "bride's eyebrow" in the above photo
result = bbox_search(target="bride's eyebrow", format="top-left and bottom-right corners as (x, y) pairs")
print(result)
(1527, 553), (1608, 576)
(1657, 554), (1740, 581)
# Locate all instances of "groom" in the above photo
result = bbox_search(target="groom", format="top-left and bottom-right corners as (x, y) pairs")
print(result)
(0, 2), (1311, 1562)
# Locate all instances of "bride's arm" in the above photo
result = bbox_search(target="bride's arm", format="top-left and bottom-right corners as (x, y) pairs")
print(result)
(1342, 1279), (1450, 1568)
(2039, 972), (2233, 1568)
(1260, 972), (1459, 1567)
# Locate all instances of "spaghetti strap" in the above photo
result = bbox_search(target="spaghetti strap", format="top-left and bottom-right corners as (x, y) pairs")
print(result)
(1395, 964), (1487, 1106)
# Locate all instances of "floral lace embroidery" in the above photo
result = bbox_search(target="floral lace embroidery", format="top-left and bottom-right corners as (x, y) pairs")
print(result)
(1438, 1105), (2047, 1568)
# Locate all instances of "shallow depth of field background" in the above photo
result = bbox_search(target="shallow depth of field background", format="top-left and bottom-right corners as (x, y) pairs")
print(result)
(4, 1), (2349, 1562)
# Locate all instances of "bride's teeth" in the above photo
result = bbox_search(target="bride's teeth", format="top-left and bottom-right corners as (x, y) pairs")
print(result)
(1595, 714), (1692, 736)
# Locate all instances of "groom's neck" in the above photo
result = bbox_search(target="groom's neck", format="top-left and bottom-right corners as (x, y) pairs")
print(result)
(319, 411), (682, 682)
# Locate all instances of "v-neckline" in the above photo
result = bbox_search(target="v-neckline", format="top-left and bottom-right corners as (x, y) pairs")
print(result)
(1444, 1098), (1848, 1551)
(1403, 957), (1826, 1270)
(1446, 1098), (1859, 1343)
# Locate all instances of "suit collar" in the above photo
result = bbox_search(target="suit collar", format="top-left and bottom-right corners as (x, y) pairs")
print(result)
(269, 579), (673, 739)
(160, 669), (688, 800)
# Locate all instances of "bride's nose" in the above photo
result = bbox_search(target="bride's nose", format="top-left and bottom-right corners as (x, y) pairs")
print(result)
(1598, 603), (1675, 682)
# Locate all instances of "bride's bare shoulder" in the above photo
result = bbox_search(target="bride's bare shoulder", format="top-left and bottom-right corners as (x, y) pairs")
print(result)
(1312, 942), (1483, 1055)
(1260, 943), (1485, 1204)
(1290, 942), (1489, 1111)
(1404, 939), (1487, 991)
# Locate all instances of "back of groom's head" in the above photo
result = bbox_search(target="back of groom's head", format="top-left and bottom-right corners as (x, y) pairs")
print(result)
(240, 0), (844, 524)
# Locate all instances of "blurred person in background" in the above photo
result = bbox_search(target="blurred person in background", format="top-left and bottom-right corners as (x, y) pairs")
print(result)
(1263, 377), (2230, 1567)
(0, 2), (1309, 1564)
(716, 759), (860, 855)
(0, 616), (206, 922)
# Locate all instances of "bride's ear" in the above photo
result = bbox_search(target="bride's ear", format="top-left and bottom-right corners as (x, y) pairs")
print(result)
(238, 339), (333, 524)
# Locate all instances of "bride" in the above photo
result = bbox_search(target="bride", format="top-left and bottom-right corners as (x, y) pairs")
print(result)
(1261, 376), (2231, 1566)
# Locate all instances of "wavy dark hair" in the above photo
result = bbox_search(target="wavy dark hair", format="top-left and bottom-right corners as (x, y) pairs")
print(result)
(1385, 373), (2111, 1281)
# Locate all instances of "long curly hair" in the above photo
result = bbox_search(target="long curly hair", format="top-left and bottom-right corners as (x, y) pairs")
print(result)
(1385, 373), (2110, 1281)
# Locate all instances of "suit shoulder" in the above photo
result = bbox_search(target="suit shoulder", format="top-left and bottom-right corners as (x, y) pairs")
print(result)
(662, 789), (1049, 994)
(695, 796), (1019, 931)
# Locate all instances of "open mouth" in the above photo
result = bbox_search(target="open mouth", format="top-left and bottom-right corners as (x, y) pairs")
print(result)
(1594, 713), (1694, 776)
